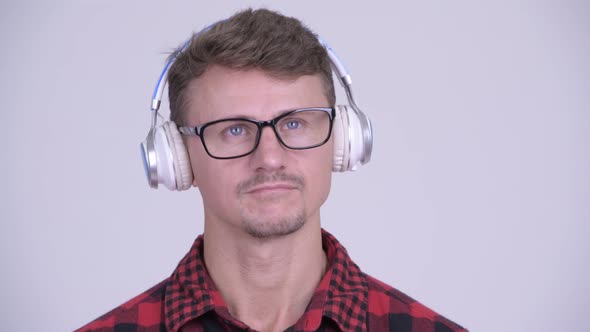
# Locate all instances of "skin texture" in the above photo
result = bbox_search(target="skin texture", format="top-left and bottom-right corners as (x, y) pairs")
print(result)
(183, 65), (333, 332)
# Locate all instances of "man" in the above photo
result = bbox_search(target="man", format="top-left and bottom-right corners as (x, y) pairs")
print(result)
(78, 8), (467, 332)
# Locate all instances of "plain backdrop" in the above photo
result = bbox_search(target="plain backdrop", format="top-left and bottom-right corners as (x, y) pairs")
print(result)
(1, 1), (588, 331)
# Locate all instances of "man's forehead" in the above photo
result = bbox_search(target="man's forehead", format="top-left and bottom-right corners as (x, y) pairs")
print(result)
(188, 65), (310, 92)
(183, 66), (328, 123)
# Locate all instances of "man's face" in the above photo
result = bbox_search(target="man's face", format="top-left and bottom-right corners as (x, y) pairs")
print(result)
(183, 65), (333, 238)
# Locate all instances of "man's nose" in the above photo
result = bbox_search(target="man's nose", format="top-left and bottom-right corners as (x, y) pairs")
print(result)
(249, 126), (287, 171)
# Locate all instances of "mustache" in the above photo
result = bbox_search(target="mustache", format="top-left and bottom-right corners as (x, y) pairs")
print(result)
(236, 172), (305, 194)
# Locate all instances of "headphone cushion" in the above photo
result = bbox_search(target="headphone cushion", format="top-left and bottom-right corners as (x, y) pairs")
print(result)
(163, 121), (193, 190)
(332, 105), (350, 172)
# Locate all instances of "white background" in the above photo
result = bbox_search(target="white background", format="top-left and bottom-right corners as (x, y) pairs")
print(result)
(1, 1), (588, 331)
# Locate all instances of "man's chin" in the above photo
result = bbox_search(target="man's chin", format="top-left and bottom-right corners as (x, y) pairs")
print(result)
(240, 192), (301, 216)
(241, 212), (306, 239)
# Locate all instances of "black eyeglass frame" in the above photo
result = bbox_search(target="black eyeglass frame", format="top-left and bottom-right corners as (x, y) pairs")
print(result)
(178, 107), (336, 160)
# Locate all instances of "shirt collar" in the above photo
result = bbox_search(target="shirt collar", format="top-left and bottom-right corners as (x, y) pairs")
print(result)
(163, 235), (217, 332)
(164, 229), (368, 332)
(316, 229), (368, 331)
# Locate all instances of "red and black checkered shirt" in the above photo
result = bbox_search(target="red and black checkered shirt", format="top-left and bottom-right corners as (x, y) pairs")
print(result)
(77, 230), (467, 332)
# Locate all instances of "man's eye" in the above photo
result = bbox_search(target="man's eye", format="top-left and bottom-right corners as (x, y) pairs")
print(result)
(284, 120), (301, 130)
(227, 125), (246, 136)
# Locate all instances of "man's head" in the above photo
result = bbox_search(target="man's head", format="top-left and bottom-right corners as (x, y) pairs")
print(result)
(167, 8), (336, 126)
(169, 9), (336, 239)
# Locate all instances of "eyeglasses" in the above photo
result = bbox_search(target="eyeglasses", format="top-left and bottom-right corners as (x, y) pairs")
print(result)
(178, 107), (336, 159)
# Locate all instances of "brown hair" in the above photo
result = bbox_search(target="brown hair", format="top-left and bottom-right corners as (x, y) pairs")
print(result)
(167, 8), (335, 125)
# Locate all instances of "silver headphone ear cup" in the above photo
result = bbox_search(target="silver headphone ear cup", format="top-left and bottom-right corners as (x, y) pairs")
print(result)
(163, 122), (194, 191)
(344, 105), (367, 171)
(332, 105), (350, 172)
(333, 105), (372, 172)
(356, 109), (373, 166)
(141, 129), (158, 188)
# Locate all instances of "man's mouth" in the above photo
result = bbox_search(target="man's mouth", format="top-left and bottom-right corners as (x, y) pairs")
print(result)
(237, 173), (305, 195)
(246, 183), (299, 194)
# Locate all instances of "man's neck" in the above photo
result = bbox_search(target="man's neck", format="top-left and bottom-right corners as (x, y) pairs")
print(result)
(203, 217), (327, 332)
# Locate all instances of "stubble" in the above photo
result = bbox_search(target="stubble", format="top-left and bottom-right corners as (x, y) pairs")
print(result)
(237, 172), (306, 239)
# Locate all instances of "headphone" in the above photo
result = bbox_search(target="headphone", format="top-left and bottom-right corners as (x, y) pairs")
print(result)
(140, 21), (373, 191)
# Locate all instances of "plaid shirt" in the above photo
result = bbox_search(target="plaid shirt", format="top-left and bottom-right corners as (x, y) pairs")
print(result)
(77, 230), (467, 332)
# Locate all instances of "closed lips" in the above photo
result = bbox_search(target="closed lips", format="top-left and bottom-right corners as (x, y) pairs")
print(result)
(246, 183), (298, 193)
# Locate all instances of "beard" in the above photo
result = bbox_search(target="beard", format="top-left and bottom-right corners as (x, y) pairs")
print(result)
(241, 208), (306, 239)
(237, 172), (307, 239)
